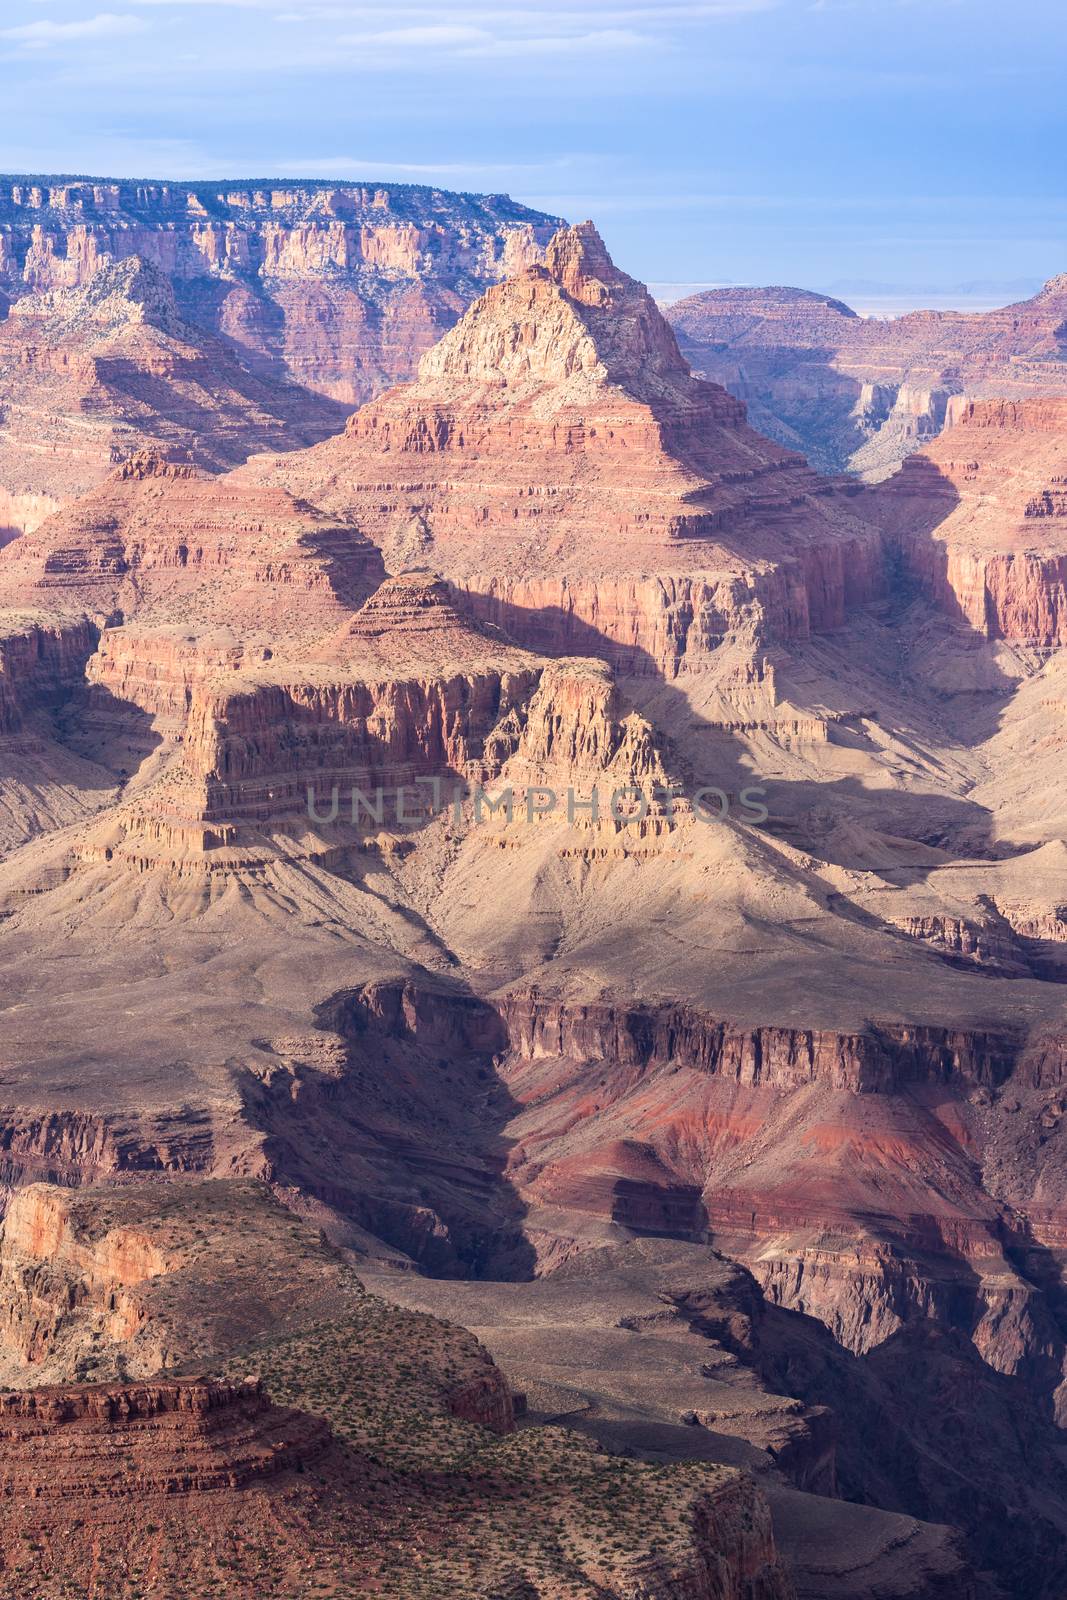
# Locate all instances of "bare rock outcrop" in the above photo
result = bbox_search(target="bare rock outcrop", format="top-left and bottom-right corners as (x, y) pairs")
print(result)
(0, 254), (349, 535)
(669, 273), (1067, 478)
(240, 222), (887, 675)
(0, 1373), (331, 1490)
(0, 176), (563, 408)
(869, 397), (1067, 644)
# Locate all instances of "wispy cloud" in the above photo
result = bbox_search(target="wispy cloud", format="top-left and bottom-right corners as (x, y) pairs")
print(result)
(121, 0), (773, 11)
(4, 13), (148, 47)
(334, 20), (649, 55)
(458, 27), (648, 56)
(337, 23), (491, 45)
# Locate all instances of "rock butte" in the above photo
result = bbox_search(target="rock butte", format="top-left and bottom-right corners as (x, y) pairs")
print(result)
(2, 214), (1067, 1595)
(239, 221), (886, 676)
(0, 176), (563, 543)
(668, 275), (1067, 479)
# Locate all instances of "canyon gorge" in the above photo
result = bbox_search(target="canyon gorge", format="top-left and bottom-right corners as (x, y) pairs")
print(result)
(1, 177), (1067, 1598)
(0, 179), (560, 542)
(668, 275), (1067, 480)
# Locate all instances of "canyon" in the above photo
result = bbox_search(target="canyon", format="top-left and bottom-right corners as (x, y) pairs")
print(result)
(0, 1180), (797, 1600)
(1, 203), (1067, 1596)
(0, 177), (561, 540)
(241, 220), (886, 674)
(0, 178), (561, 404)
(668, 275), (1067, 479)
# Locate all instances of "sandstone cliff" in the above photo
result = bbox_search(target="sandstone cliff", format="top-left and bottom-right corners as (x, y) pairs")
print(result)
(240, 222), (887, 674)
(669, 274), (1067, 478)
(0, 176), (562, 408)
(869, 397), (1067, 644)
(0, 255), (353, 538)
(0, 1181), (795, 1600)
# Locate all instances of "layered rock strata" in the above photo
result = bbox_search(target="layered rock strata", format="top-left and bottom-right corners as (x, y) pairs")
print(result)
(241, 222), (887, 675)
(669, 274), (1067, 478)
(0, 176), (563, 407)
(1, 203), (1067, 1600)
(869, 397), (1067, 644)
(0, 256), (349, 534)
(0, 1374), (331, 1490)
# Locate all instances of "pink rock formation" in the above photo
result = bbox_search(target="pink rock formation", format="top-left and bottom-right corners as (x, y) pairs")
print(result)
(869, 397), (1067, 644)
(0, 256), (350, 537)
(0, 177), (562, 408)
(239, 222), (887, 675)
(669, 275), (1067, 478)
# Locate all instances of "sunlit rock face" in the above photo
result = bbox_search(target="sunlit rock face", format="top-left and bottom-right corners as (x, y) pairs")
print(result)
(869, 397), (1067, 644)
(242, 221), (888, 676)
(0, 178), (562, 407)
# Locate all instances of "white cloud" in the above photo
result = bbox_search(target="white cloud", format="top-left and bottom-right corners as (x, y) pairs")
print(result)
(119, 0), (776, 15)
(334, 20), (647, 54)
(3, 13), (148, 46)
(458, 26), (647, 55)
(338, 24), (492, 45)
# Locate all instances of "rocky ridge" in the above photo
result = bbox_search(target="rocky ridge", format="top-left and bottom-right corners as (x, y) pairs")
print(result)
(2, 215), (1067, 1596)
(0, 1181), (796, 1600)
(0, 254), (349, 539)
(0, 175), (563, 406)
(868, 396), (1067, 644)
(241, 221), (886, 675)
(669, 275), (1067, 478)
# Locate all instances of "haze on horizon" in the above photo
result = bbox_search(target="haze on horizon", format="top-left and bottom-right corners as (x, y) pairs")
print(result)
(0, 0), (1064, 307)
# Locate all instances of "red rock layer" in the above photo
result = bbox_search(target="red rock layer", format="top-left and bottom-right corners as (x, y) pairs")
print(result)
(1, 450), (383, 643)
(869, 397), (1067, 644)
(0, 177), (562, 407)
(0, 1376), (330, 1494)
(0, 614), (97, 733)
(0, 255), (349, 533)
(669, 275), (1067, 478)
(240, 222), (886, 674)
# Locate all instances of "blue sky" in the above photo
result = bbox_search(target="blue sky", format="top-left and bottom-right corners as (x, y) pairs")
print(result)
(1, 0), (1065, 302)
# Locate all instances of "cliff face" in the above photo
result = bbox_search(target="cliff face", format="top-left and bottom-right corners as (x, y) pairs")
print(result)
(869, 397), (1067, 644)
(0, 614), (97, 733)
(1, 448), (383, 632)
(241, 222), (887, 673)
(0, 1373), (330, 1485)
(0, 177), (562, 407)
(669, 276), (1067, 479)
(0, 255), (351, 537)
(4, 200), (1067, 1599)
(0, 1181), (797, 1600)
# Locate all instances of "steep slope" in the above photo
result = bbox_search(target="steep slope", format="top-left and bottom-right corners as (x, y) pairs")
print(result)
(0, 1182), (794, 1600)
(0, 449), (386, 856)
(0, 175), (563, 407)
(2, 217), (1067, 1596)
(868, 397), (1067, 644)
(240, 222), (887, 674)
(669, 275), (1067, 478)
(381, 1239), (1067, 1599)
(0, 255), (349, 538)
